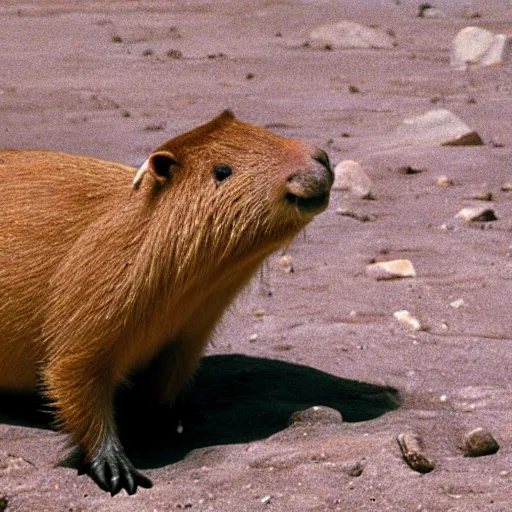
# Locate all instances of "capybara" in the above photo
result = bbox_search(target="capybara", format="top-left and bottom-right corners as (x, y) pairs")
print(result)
(0, 110), (333, 495)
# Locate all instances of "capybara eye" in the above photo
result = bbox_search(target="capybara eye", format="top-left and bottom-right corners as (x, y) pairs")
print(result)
(214, 165), (232, 183)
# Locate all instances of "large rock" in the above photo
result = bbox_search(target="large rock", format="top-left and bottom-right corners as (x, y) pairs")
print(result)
(332, 160), (373, 198)
(455, 207), (498, 222)
(393, 310), (422, 331)
(451, 26), (510, 71)
(463, 428), (500, 457)
(396, 109), (483, 146)
(366, 260), (416, 280)
(309, 21), (395, 50)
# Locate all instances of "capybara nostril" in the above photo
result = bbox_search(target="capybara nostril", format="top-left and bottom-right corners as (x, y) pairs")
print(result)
(312, 149), (332, 175)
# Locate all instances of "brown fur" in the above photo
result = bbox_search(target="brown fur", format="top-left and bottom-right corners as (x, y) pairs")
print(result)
(0, 111), (332, 494)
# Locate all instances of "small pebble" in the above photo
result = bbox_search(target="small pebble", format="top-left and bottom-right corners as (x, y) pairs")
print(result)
(366, 259), (416, 280)
(463, 428), (500, 457)
(439, 394), (448, 403)
(253, 309), (265, 319)
(467, 189), (493, 201)
(308, 20), (395, 50)
(418, 3), (441, 17)
(336, 208), (377, 222)
(249, 333), (259, 342)
(166, 49), (183, 59)
(394, 310), (422, 331)
(347, 460), (365, 477)
(437, 175), (455, 187)
(288, 406), (343, 426)
(261, 495), (272, 504)
(501, 182), (512, 192)
(398, 165), (425, 175)
(450, 298), (465, 309)
(421, 7), (446, 18)
(278, 255), (294, 273)
(397, 431), (435, 473)
(440, 223), (455, 232)
(455, 207), (498, 222)
(462, 7), (481, 19)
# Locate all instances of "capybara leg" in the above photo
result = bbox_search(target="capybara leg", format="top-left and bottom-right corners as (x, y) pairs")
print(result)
(143, 339), (203, 407)
(147, 296), (247, 407)
(44, 360), (152, 495)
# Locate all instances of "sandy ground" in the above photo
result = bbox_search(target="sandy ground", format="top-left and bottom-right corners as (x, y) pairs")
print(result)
(1, 0), (512, 510)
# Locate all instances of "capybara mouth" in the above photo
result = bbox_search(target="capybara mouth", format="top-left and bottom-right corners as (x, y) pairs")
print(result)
(285, 191), (329, 213)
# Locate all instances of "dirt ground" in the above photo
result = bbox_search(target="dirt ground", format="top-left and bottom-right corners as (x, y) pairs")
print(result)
(1, 0), (512, 510)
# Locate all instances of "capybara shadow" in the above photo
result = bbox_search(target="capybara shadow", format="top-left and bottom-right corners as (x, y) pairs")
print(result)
(0, 354), (400, 469)
(0, 389), (53, 428)
(124, 354), (400, 468)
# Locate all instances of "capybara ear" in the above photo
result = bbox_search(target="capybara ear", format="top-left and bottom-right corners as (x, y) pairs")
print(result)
(133, 151), (180, 190)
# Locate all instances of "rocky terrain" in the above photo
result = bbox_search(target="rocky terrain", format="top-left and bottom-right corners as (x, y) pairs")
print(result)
(1, 0), (512, 510)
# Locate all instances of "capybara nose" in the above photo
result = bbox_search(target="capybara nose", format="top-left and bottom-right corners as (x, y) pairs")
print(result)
(285, 148), (333, 214)
(312, 148), (332, 178)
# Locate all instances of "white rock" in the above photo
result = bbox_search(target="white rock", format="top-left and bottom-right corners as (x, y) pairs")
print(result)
(396, 109), (483, 146)
(421, 7), (446, 18)
(467, 187), (493, 201)
(333, 160), (373, 198)
(440, 223), (456, 232)
(462, 7), (482, 20)
(437, 175), (455, 187)
(450, 298), (465, 309)
(455, 207), (498, 222)
(394, 310), (422, 331)
(278, 255), (294, 273)
(366, 259), (416, 280)
(309, 21), (395, 50)
(451, 26), (510, 71)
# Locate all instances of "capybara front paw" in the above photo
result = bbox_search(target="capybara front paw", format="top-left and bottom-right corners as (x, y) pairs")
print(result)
(81, 450), (152, 496)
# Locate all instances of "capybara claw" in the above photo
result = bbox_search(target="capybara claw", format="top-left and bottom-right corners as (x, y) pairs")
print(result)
(84, 451), (152, 495)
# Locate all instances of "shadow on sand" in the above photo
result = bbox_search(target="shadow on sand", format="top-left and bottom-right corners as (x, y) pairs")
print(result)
(0, 354), (400, 469)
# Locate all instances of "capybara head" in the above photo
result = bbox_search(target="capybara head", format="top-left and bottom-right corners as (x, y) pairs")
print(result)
(133, 110), (333, 268)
